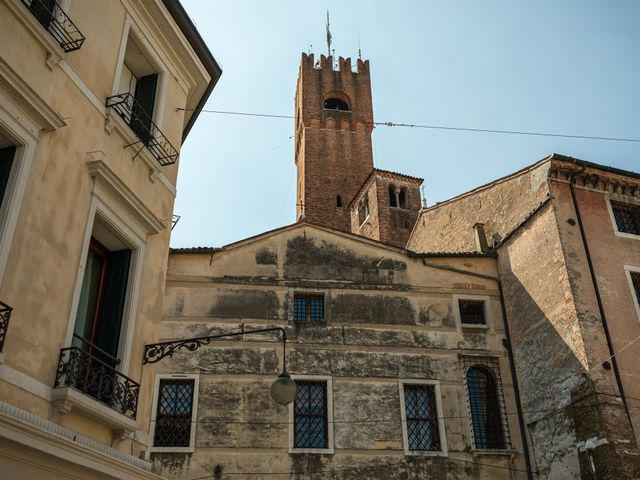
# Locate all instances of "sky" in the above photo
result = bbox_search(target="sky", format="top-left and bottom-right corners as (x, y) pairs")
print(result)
(172, 0), (640, 248)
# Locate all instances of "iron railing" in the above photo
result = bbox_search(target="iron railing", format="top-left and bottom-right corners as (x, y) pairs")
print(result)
(0, 301), (13, 353)
(22, 0), (85, 52)
(54, 346), (140, 420)
(106, 93), (179, 167)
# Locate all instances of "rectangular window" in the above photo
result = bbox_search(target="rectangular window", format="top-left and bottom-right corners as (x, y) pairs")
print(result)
(294, 294), (324, 323)
(403, 384), (441, 451)
(459, 300), (486, 325)
(153, 379), (195, 447)
(294, 381), (328, 449)
(117, 37), (158, 143)
(611, 201), (640, 236)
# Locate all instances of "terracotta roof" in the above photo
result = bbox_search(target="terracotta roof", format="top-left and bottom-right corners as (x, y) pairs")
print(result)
(373, 168), (423, 183)
(169, 246), (222, 254)
(406, 250), (497, 258)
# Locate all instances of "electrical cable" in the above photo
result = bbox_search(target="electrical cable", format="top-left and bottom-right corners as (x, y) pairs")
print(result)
(176, 108), (640, 143)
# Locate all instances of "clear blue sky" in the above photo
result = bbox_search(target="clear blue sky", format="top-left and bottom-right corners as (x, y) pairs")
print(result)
(173, 0), (640, 248)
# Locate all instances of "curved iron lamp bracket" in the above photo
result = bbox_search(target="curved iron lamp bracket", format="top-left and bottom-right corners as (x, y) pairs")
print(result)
(143, 326), (288, 365)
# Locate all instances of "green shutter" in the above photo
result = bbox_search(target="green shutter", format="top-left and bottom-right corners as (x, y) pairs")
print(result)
(30, 0), (55, 28)
(95, 249), (131, 365)
(0, 146), (15, 210)
(132, 74), (157, 143)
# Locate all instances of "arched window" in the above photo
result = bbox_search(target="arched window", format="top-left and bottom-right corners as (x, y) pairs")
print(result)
(324, 98), (349, 111)
(388, 186), (397, 207)
(466, 366), (505, 449)
(336, 195), (342, 208)
(398, 189), (407, 209)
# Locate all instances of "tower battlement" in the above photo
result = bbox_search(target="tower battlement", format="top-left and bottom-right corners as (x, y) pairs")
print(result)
(300, 52), (369, 75)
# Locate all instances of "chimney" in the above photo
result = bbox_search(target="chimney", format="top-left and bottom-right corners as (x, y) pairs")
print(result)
(473, 223), (490, 253)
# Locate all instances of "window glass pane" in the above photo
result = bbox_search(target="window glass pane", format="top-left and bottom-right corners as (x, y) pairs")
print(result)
(466, 367), (505, 449)
(404, 384), (440, 451)
(612, 201), (640, 235)
(0, 146), (15, 208)
(154, 379), (194, 447)
(73, 248), (105, 346)
(459, 300), (486, 325)
(294, 381), (328, 449)
(294, 295), (324, 323)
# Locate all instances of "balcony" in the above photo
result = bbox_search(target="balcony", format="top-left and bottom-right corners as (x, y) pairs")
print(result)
(106, 93), (179, 167)
(54, 346), (139, 422)
(21, 0), (85, 53)
(0, 301), (13, 354)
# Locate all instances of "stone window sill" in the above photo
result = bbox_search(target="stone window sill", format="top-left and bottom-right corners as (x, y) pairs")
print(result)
(461, 323), (489, 330)
(471, 448), (517, 458)
(52, 387), (137, 435)
(289, 448), (334, 455)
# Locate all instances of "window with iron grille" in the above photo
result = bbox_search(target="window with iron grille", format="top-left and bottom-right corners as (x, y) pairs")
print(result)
(294, 381), (328, 449)
(294, 294), (324, 323)
(631, 272), (640, 307)
(153, 379), (194, 448)
(402, 384), (441, 452)
(462, 357), (510, 450)
(611, 201), (640, 236)
(459, 299), (486, 326)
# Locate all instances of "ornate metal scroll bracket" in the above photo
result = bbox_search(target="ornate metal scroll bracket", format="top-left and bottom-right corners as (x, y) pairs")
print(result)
(143, 327), (287, 365)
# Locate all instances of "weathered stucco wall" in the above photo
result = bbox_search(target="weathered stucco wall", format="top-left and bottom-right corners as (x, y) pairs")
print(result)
(156, 224), (526, 479)
(0, 0), (211, 477)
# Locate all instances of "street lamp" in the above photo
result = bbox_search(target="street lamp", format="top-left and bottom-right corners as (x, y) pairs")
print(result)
(143, 326), (297, 405)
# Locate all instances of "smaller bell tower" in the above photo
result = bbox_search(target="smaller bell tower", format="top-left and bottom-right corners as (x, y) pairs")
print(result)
(294, 53), (374, 232)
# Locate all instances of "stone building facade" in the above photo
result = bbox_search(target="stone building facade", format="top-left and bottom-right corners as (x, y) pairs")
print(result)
(153, 223), (528, 479)
(408, 155), (640, 479)
(0, 1), (220, 478)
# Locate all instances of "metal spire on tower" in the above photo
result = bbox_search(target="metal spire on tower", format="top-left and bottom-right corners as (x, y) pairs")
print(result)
(326, 11), (332, 57)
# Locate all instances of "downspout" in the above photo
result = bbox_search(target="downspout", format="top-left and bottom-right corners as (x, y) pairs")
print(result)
(420, 258), (535, 480)
(567, 169), (635, 437)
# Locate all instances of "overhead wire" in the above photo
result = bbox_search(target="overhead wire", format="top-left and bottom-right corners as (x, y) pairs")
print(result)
(177, 107), (640, 143)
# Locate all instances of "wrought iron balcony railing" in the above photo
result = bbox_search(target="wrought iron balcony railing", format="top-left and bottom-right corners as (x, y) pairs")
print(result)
(54, 346), (140, 420)
(106, 93), (179, 167)
(0, 301), (13, 353)
(22, 0), (85, 52)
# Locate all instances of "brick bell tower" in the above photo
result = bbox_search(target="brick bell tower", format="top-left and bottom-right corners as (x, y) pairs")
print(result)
(294, 53), (374, 232)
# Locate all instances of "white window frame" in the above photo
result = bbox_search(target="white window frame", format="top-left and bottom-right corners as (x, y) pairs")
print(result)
(288, 375), (334, 454)
(0, 108), (38, 286)
(453, 294), (492, 330)
(624, 265), (640, 323)
(112, 18), (167, 129)
(398, 379), (448, 457)
(606, 195), (640, 241)
(149, 373), (200, 453)
(63, 183), (146, 374)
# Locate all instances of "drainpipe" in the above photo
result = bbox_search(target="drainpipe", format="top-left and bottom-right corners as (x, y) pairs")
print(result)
(419, 258), (535, 480)
(567, 169), (635, 437)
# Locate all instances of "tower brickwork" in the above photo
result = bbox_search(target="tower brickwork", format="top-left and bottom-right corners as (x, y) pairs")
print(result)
(294, 53), (374, 232)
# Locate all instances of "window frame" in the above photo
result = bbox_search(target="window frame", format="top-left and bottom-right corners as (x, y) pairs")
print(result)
(111, 19), (166, 131)
(288, 375), (334, 454)
(0, 110), (39, 286)
(358, 195), (370, 226)
(624, 265), (640, 323)
(149, 373), (200, 453)
(606, 196), (640, 240)
(63, 188), (146, 374)
(398, 379), (448, 457)
(453, 294), (492, 330)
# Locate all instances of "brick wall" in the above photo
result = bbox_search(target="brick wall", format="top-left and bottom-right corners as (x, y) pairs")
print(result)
(295, 53), (374, 231)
